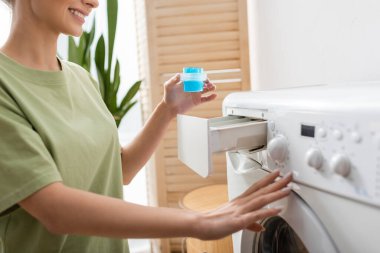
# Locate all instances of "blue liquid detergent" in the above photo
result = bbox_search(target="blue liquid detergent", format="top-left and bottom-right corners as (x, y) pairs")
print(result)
(182, 67), (206, 92)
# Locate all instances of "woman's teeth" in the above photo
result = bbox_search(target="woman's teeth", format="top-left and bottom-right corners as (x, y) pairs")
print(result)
(69, 9), (85, 19)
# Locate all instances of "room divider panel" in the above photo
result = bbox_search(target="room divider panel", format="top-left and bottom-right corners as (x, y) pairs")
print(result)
(133, 1), (251, 252)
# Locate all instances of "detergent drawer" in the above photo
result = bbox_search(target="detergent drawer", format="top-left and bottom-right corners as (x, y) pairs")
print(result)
(177, 115), (267, 177)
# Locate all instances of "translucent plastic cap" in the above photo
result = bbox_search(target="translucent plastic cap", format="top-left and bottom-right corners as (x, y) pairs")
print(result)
(181, 67), (207, 92)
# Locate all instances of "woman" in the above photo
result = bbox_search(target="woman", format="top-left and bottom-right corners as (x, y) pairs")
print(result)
(0, 0), (292, 252)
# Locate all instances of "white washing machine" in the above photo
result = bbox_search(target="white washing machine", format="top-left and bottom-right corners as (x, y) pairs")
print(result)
(178, 83), (380, 253)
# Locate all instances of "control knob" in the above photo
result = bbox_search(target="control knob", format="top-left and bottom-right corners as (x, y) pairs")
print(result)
(267, 135), (288, 163)
(330, 154), (351, 177)
(305, 148), (324, 170)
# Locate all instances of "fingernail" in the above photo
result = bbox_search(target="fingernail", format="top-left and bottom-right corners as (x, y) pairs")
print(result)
(288, 182), (301, 191)
(275, 205), (285, 211)
(281, 186), (291, 192)
(284, 171), (292, 178)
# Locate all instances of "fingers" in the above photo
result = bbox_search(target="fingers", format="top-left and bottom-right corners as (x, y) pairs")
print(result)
(235, 171), (292, 231)
(201, 79), (216, 94)
(251, 171), (293, 198)
(200, 93), (217, 103)
(201, 85), (216, 94)
(243, 207), (282, 227)
(164, 73), (181, 87)
(165, 75), (216, 95)
(243, 187), (291, 213)
(246, 222), (265, 232)
(199, 80), (217, 103)
(239, 170), (280, 198)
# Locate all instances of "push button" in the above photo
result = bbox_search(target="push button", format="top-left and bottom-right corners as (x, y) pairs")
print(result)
(330, 154), (351, 177)
(317, 128), (327, 138)
(305, 148), (324, 170)
(333, 130), (343, 141)
(351, 132), (362, 143)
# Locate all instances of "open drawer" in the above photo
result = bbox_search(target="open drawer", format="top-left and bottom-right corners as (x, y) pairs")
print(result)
(177, 115), (267, 177)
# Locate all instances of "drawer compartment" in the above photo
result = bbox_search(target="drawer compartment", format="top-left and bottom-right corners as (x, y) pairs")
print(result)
(177, 115), (267, 177)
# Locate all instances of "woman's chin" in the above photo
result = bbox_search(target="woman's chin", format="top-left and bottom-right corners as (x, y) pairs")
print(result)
(64, 27), (84, 37)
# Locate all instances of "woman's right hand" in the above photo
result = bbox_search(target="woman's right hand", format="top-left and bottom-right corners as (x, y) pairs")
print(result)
(195, 170), (293, 240)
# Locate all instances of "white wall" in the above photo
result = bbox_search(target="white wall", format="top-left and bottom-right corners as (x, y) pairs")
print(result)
(247, 0), (380, 90)
(0, 2), (11, 45)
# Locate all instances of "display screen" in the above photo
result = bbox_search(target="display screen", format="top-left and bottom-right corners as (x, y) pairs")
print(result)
(301, 124), (315, 137)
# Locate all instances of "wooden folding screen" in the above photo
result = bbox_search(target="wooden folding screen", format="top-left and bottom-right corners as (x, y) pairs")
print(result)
(133, 0), (251, 252)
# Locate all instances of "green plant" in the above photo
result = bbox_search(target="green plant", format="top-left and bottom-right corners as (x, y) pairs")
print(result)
(68, 0), (141, 127)
(68, 19), (95, 72)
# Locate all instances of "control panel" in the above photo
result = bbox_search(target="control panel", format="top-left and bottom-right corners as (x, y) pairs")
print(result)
(225, 107), (380, 207)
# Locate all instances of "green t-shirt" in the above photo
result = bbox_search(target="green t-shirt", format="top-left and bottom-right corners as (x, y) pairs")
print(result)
(0, 52), (129, 253)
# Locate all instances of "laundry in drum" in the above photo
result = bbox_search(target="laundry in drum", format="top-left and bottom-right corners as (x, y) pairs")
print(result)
(181, 67), (207, 92)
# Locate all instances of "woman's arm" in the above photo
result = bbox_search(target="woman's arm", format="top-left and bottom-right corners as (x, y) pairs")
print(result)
(120, 101), (174, 185)
(19, 170), (292, 239)
(120, 74), (216, 184)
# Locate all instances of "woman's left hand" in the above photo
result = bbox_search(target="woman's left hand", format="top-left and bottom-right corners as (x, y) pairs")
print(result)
(162, 73), (217, 115)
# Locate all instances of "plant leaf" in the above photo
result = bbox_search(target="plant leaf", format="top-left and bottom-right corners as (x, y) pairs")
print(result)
(88, 19), (96, 46)
(95, 35), (105, 76)
(68, 37), (80, 64)
(66, 4), (139, 129)
(119, 80), (141, 110)
(103, 68), (112, 106)
(84, 49), (91, 72)
(95, 35), (106, 98)
(77, 35), (87, 65)
(96, 67), (105, 99)
(108, 60), (120, 113)
(113, 60), (121, 94)
(84, 31), (90, 49)
(115, 100), (137, 127)
(107, 0), (118, 69)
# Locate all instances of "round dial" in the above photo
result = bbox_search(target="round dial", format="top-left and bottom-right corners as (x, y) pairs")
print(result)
(305, 148), (324, 170)
(330, 154), (351, 177)
(267, 135), (288, 163)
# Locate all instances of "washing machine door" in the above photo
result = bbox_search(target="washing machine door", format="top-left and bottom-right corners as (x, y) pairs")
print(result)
(241, 192), (338, 253)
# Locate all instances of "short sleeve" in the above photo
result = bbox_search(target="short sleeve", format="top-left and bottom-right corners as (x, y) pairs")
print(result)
(0, 86), (62, 213)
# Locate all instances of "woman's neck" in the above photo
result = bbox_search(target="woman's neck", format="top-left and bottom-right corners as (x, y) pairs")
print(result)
(1, 16), (61, 71)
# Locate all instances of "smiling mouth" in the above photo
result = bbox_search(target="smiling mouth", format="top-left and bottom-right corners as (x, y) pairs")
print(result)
(68, 8), (86, 19)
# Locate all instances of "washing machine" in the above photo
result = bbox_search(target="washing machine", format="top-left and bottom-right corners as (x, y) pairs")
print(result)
(178, 83), (380, 253)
